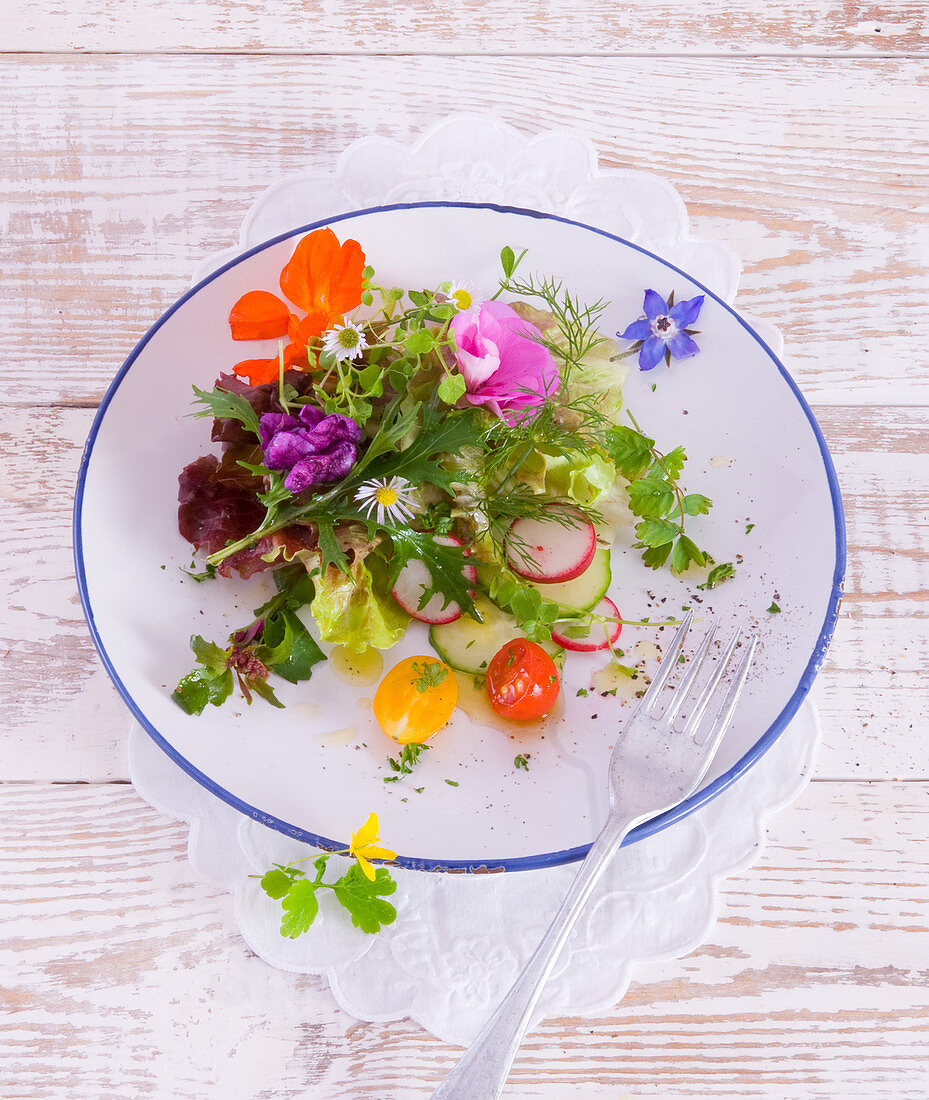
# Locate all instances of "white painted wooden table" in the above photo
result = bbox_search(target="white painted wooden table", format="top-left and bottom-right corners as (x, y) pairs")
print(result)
(2, 3), (928, 1097)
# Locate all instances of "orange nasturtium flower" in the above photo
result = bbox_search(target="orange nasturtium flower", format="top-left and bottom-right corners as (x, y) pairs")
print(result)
(228, 227), (366, 385)
(228, 290), (290, 341)
(349, 812), (397, 882)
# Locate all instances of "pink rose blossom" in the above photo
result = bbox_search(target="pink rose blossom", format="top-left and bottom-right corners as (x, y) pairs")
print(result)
(450, 300), (558, 424)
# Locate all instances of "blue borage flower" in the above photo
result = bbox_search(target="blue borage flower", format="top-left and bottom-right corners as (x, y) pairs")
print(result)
(618, 289), (705, 371)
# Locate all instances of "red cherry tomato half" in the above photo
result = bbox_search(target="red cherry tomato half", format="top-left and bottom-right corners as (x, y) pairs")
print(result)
(485, 639), (561, 721)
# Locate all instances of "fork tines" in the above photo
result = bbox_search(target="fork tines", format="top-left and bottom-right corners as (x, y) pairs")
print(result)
(642, 611), (758, 747)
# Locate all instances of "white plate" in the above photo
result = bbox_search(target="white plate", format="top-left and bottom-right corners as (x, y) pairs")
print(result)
(75, 203), (845, 871)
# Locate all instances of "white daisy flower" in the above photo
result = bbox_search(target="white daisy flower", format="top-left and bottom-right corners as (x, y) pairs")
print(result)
(355, 476), (419, 526)
(445, 281), (481, 313)
(322, 321), (368, 362)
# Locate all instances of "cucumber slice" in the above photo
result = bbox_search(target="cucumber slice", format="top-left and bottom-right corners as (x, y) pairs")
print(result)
(528, 546), (611, 614)
(429, 597), (561, 675)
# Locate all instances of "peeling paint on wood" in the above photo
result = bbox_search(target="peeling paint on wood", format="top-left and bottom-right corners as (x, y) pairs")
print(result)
(4, 0), (929, 54)
(1, 57), (927, 405)
(3, 18), (928, 1095)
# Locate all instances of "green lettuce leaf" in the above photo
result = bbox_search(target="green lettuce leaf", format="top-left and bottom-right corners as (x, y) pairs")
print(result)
(517, 447), (618, 508)
(311, 557), (409, 653)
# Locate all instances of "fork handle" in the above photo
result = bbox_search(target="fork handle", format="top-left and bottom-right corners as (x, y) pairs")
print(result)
(431, 811), (634, 1099)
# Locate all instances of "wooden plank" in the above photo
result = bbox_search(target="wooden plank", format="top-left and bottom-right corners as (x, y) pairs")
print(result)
(0, 780), (926, 1098)
(2, 403), (926, 782)
(4, 0), (928, 55)
(1, 55), (928, 405)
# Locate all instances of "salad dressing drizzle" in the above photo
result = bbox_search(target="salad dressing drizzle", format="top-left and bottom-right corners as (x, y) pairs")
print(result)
(329, 645), (384, 686)
(592, 661), (644, 704)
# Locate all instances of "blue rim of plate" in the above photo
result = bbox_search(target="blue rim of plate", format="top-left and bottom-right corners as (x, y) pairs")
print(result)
(74, 200), (847, 873)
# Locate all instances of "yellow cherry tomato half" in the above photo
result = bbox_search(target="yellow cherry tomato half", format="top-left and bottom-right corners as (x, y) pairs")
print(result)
(372, 656), (458, 744)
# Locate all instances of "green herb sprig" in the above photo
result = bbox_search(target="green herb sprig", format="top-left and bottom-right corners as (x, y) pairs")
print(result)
(606, 413), (720, 575)
(411, 660), (448, 692)
(384, 741), (430, 783)
(260, 856), (397, 937)
(173, 566), (324, 715)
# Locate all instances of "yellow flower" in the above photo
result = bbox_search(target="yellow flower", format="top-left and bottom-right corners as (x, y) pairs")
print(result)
(349, 812), (397, 881)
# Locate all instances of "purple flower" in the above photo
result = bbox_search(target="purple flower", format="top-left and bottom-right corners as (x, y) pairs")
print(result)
(618, 289), (705, 371)
(259, 404), (363, 493)
(450, 300), (559, 424)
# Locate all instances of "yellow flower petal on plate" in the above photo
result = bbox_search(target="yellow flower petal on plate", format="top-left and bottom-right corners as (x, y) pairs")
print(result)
(362, 844), (397, 863)
(350, 812), (379, 854)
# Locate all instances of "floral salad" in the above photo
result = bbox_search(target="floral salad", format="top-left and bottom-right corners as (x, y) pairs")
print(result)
(173, 225), (730, 746)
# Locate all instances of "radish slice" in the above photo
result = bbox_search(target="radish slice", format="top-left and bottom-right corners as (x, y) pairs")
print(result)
(552, 596), (622, 652)
(505, 507), (597, 583)
(391, 536), (476, 624)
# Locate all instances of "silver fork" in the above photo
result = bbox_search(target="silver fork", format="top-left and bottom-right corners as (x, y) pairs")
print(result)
(432, 612), (757, 1100)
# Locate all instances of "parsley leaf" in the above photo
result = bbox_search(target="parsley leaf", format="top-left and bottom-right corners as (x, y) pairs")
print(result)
(411, 660), (448, 692)
(641, 542), (674, 570)
(671, 535), (706, 574)
(682, 493), (712, 516)
(332, 864), (398, 934)
(627, 477), (675, 518)
(279, 879), (320, 938)
(610, 414), (715, 575)
(699, 562), (736, 590)
(635, 517), (681, 548)
(605, 425), (654, 478)
(661, 445), (687, 481)
(482, 569), (561, 642)
(385, 741), (430, 781)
